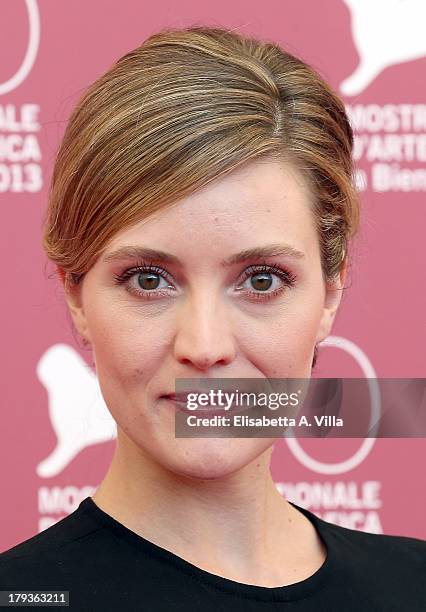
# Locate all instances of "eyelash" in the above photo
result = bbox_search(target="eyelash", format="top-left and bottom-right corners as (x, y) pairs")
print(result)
(112, 260), (297, 302)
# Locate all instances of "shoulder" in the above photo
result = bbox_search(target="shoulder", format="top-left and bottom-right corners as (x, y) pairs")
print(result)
(0, 506), (103, 587)
(294, 501), (426, 566)
(317, 517), (426, 609)
(1, 506), (101, 560)
(317, 512), (426, 576)
(326, 515), (426, 553)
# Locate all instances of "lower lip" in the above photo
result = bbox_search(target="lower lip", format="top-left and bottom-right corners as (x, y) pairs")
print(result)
(161, 397), (251, 417)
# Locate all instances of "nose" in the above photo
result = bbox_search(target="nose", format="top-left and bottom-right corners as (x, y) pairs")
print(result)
(173, 290), (236, 371)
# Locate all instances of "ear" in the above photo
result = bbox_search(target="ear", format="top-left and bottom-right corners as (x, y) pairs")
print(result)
(316, 259), (347, 344)
(57, 266), (92, 346)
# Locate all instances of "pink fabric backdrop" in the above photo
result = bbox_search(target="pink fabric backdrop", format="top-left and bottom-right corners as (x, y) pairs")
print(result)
(1, 0), (425, 551)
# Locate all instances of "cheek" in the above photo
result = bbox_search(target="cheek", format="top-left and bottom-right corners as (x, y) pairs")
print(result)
(85, 300), (166, 395)
(243, 300), (324, 376)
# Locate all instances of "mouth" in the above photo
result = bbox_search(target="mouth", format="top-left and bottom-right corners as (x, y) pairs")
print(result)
(160, 393), (254, 417)
(161, 394), (229, 414)
(163, 392), (201, 403)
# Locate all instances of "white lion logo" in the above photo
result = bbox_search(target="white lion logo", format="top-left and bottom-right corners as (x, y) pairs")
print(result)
(36, 344), (116, 478)
(340, 0), (426, 95)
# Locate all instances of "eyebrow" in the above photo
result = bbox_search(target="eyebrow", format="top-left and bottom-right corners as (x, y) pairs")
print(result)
(102, 243), (306, 266)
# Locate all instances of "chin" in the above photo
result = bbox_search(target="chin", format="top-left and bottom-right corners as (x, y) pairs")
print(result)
(162, 437), (274, 481)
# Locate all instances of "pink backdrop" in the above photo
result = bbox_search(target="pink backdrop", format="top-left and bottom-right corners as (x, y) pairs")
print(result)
(1, 0), (425, 551)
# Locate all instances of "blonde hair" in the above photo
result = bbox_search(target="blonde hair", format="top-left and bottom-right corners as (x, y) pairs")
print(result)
(42, 26), (361, 365)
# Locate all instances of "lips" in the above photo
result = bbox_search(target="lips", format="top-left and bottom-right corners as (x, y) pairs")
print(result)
(164, 392), (200, 403)
(163, 393), (228, 413)
(161, 392), (251, 415)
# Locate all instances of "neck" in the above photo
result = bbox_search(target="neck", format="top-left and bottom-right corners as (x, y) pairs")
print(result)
(92, 429), (325, 587)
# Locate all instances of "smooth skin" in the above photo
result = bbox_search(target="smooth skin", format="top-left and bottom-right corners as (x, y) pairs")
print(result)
(62, 158), (346, 587)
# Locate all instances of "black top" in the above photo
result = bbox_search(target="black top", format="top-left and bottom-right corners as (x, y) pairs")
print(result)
(0, 496), (425, 611)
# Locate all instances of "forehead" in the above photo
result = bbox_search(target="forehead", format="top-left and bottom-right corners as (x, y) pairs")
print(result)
(105, 159), (318, 260)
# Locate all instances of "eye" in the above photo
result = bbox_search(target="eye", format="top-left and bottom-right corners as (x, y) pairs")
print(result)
(236, 264), (297, 301)
(113, 263), (175, 300)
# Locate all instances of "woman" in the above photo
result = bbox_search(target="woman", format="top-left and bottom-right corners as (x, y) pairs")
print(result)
(1, 26), (425, 611)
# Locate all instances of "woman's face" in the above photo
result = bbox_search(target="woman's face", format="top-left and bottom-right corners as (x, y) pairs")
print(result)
(65, 158), (344, 479)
